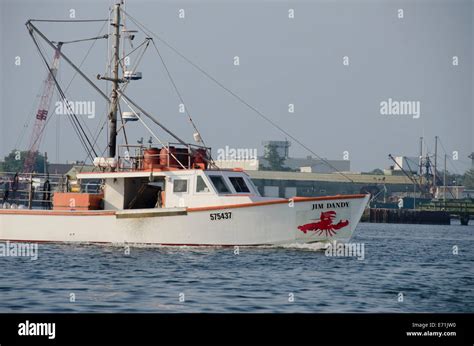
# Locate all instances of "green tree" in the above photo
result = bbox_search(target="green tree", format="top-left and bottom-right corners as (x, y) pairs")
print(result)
(1, 150), (46, 173)
(263, 145), (286, 171)
(368, 168), (384, 175)
(442, 171), (464, 186)
(463, 169), (474, 189)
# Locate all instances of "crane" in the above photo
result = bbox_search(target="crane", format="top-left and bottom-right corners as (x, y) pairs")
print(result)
(23, 44), (62, 173)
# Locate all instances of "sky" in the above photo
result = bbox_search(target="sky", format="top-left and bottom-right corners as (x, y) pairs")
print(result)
(0, 0), (473, 173)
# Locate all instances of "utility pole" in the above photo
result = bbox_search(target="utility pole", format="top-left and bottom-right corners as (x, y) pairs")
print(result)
(419, 137), (423, 185)
(443, 154), (447, 202)
(434, 136), (438, 188)
(469, 152), (474, 170)
(44, 152), (48, 174)
(425, 153), (431, 194)
(107, 2), (121, 159)
(413, 182), (416, 210)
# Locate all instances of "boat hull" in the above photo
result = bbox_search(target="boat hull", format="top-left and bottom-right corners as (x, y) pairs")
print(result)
(0, 195), (369, 246)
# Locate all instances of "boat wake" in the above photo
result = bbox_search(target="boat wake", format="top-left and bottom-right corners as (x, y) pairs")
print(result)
(59, 241), (330, 252)
(258, 242), (329, 251)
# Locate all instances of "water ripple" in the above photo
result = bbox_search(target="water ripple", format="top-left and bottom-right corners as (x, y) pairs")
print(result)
(0, 222), (473, 312)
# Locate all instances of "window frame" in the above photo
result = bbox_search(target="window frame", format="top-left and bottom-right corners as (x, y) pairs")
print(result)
(195, 175), (212, 194)
(245, 177), (259, 195)
(228, 176), (250, 193)
(208, 175), (231, 194)
(173, 179), (189, 193)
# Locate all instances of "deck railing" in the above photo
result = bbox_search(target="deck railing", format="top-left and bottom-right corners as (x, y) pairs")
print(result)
(0, 172), (66, 209)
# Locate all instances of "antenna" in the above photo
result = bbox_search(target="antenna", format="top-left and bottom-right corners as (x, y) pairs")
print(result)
(95, 2), (125, 160)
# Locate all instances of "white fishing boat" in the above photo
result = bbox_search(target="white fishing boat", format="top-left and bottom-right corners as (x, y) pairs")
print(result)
(0, 1), (369, 246)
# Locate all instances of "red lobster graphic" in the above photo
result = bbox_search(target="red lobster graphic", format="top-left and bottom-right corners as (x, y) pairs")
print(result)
(297, 211), (349, 236)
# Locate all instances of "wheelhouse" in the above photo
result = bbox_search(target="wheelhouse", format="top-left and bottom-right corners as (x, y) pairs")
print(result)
(75, 168), (261, 211)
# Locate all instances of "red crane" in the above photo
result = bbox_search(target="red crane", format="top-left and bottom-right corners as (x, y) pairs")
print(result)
(23, 45), (62, 173)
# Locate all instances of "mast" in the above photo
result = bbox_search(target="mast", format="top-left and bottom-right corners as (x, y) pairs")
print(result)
(419, 136), (423, 182)
(108, 1), (122, 159)
(434, 135), (438, 188)
(443, 154), (447, 201)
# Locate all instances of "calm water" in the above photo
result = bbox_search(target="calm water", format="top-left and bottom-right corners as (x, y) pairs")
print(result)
(1, 222), (473, 312)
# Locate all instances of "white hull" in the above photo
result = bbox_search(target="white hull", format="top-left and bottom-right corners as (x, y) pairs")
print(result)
(5, 2), (371, 248)
(0, 195), (369, 246)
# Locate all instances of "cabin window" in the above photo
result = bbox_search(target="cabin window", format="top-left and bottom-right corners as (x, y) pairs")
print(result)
(173, 179), (188, 193)
(245, 177), (259, 194)
(196, 176), (210, 193)
(229, 177), (250, 193)
(209, 175), (230, 194)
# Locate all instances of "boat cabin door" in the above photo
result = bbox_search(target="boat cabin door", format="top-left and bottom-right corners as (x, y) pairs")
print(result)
(148, 179), (165, 208)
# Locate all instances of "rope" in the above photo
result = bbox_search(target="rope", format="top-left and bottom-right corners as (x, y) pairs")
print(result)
(29, 19), (109, 166)
(29, 32), (98, 161)
(438, 138), (462, 175)
(54, 34), (108, 45)
(120, 97), (187, 170)
(150, 40), (205, 146)
(29, 19), (108, 23)
(122, 9), (354, 183)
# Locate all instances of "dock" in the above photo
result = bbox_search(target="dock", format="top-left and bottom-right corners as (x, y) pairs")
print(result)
(420, 200), (474, 225)
(363, 208), (451, 225)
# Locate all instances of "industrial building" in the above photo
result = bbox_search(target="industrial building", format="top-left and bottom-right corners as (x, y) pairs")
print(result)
(247, 170), (414, 198)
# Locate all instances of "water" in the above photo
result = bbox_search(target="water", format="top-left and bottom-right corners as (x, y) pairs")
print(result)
(1, 222), (473, 312)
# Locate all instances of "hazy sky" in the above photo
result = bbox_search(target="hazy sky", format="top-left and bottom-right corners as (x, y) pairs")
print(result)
(0, 0), (473, 173)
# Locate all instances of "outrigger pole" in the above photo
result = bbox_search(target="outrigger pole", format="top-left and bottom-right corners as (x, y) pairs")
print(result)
(25, 21), (110, 102)
(27, 3), (208, 169)
(26, 22), (104, 161)
(28, 9), (123, 160)
(118, 91), (188, 147)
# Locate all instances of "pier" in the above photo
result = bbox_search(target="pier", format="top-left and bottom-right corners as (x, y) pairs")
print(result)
(420, 200), (474, 225)
(363, 208), (450, 225)
(362, 199), (474, 225)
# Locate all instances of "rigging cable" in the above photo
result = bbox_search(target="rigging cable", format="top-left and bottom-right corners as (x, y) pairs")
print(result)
(149, 39), (218, 168)
(123, 9), (354, 183)
(438, 138), (462, 176)
(28, 36), (89, 156)
(14, 82), (45, 150)
(117, 102), (129, 147)
(120, 96), (187, 169)
(150, 40), (205, 143)
(29, 31), (98, 161)
(25, 18), (106, 149)
(53, 34), (109, 46)
(27, 20), (109, 163)
(29, 19), (108, 23)
(117, 39), (151, 150)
